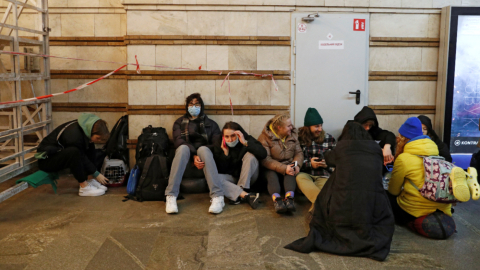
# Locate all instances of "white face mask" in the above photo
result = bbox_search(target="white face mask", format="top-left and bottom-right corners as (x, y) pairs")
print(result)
(226, 137), (239, 148)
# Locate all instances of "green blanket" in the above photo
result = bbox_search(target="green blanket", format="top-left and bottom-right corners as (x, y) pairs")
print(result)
(16, 171), (59, 193)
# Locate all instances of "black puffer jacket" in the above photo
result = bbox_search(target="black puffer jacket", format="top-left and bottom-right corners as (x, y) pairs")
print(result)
(285, 140), (395, 261)
(418, 115), (452, 162)
(172, 97), (221, 155)
(354, 106), (396, 152)
(212, 124), (267, 177)
(37, 121), (96, 174)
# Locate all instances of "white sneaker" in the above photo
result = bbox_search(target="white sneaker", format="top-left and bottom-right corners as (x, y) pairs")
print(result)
(166, 195), (178, 214)
(88, 179), (108, 191)
(209, 196), (225, 214)
(79, 182), (105, 197)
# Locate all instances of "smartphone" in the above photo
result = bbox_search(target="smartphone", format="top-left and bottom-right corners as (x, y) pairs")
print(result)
(290, 161), (297, 167)
(222, 137), (227, 148)
(312, 157), (323, 162)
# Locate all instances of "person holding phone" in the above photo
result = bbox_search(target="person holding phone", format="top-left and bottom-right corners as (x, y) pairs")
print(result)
(258, 113), (304, 214)
(353, 106), (396, 170)
(212, 122), (267, 209)
(296, 108), (336, 212)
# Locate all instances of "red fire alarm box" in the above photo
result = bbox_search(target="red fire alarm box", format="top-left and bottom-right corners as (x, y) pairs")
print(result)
(353, 19), (366, 31)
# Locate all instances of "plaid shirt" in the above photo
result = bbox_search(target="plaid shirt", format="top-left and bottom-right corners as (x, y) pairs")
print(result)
(301, 133), (336, 177)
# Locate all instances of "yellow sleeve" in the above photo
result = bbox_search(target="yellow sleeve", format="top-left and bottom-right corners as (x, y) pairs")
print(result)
(389, 154), (408, 196)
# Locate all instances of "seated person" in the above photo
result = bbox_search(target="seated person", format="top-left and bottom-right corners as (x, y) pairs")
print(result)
(165, 93), (224, 214)
(285, 122), (394, 261)
(388, 117), (459, 239)
(417, 115), (452, 162)
(296, 108), (336, 211)
(258, 113), (303, 214)
(353, 106), (396, 167)
(37, 113), (110, 197)
(212, 121), (267, 209)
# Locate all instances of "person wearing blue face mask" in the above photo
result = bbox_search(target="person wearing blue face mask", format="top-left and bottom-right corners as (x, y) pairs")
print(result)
(212, 121), (268, 209)
(165, 93), (223, 214)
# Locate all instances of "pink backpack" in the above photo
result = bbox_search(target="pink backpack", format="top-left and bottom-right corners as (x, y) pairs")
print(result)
(407, 156), (459, 203)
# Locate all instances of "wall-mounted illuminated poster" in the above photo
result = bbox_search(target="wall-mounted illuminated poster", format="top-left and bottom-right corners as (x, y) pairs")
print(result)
(438, 7), (480, 154)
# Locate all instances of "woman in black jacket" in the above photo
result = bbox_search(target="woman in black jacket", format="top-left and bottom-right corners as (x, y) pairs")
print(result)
(418, 115), (452, 162)
(213, 121), (267, 209)
(285, 122), (395, 261)
(36, 113), (110, 196)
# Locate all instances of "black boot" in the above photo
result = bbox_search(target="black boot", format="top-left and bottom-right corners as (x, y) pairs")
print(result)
(274, 197), (288, 213)
(284, 196), (296, 212)
(243, 193), (260, 209)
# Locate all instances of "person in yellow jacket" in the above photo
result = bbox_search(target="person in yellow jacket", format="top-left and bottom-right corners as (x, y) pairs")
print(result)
(388, 117), (452, 223)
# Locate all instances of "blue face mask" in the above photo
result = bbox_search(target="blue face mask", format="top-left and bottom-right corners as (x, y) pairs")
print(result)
(188, 106), (201, 117)
(226, 138), (239, 148)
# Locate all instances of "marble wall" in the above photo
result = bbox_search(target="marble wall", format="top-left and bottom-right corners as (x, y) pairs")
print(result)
(127, 79), (289, 106)
(126, 11), (291, 36)
(127, 45), (290, 71)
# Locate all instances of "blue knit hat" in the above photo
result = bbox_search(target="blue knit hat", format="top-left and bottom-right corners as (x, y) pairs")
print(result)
(399, 117), (423, 139)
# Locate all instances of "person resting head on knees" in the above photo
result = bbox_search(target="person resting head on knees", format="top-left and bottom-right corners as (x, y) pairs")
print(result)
(258, 113), (304, 214)
(165, 92), (226, 214)
(353, 106), (396, 167)
(285, 122), (395, 261)
(296, 108), (336, 212)
(388, 117), (459, 239)
(212, 121), (267, 209)
(417, 115), (452, 162)
(36, 113), (110, 197)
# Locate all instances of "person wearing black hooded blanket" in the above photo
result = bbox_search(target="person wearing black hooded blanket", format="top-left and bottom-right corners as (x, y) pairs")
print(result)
(354, 106), (396, 168)
(285, 122), (395, 261)
(165, 93), (225, 214)
(212, 121), (267, 209)
(417, 115), (452, 162)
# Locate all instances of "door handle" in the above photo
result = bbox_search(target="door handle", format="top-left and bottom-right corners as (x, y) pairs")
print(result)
(349, 90), (361, 105)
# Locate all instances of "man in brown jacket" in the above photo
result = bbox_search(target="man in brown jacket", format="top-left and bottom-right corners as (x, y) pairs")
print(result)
(258, 113), (304, 214)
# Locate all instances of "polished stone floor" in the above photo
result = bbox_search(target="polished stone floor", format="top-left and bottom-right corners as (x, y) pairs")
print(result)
(1, 173), (480, 270)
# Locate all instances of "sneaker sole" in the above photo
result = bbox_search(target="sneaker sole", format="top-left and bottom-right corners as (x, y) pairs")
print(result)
(166, 210), (178, 214)
(467, 167), (480, 201)
(275, 208), (288, 214)
(79, 191), (105, 197)
(451, 167), (470, 202)
(209, 209), (223, 214)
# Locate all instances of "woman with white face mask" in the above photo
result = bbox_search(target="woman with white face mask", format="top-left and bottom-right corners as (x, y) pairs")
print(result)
(212, 122), (267, 209)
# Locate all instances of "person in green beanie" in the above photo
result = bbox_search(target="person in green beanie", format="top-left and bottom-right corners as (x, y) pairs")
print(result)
(297, 108), (336, 211)
(36, 113), (110, 196)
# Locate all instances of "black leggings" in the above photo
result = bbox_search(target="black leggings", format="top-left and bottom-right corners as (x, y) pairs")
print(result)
(387, 192), (416, 225)
(263, 169), (296, 196)
(38, 147), (95, 183)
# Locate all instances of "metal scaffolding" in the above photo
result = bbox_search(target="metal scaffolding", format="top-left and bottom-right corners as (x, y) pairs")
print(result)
(0, 0), (50, 199)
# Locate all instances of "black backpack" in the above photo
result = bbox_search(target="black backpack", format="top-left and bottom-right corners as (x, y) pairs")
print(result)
(126, 126), (170, 202)
(104, 115), (128, 163)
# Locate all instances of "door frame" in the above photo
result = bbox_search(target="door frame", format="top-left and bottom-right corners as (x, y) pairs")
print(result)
(290, 12), (370, 127)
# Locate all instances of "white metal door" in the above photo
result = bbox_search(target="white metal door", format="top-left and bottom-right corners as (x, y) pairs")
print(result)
(293, 13), (369, 138)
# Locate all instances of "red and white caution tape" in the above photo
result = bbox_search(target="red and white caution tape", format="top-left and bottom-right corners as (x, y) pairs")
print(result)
(0, 65), (126, 106)
(0, 50), (281, 114)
